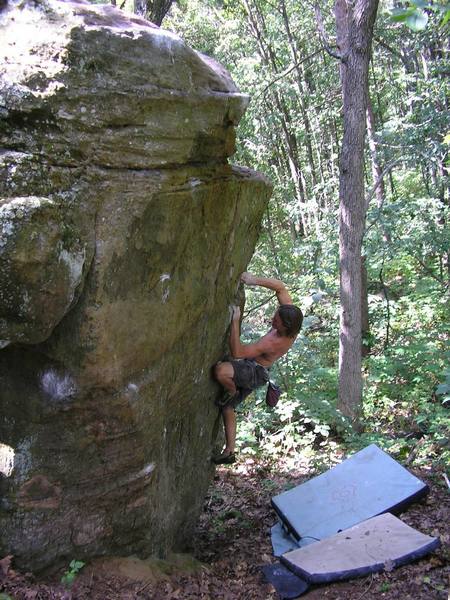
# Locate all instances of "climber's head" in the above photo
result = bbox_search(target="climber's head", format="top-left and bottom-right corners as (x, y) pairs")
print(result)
(274, 304), (303, 337)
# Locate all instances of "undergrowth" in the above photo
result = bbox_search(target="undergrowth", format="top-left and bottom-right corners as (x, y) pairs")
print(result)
(236, 280), (450, 476)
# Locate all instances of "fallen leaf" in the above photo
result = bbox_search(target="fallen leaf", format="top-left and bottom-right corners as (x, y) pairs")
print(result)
(428, 556), (443, 567)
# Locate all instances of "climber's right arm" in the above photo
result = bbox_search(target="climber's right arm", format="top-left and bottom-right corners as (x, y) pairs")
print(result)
(240, 272), (292, 305)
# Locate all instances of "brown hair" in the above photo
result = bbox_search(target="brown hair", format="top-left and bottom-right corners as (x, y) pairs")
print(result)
(279, 304), (303, 337)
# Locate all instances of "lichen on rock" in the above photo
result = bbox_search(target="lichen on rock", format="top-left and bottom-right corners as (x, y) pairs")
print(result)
(0, 194), (90, 345)
(0, 0), (271, 571)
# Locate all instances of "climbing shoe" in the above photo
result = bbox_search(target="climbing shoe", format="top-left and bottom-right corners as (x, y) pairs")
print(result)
(212, 451), (236, 465)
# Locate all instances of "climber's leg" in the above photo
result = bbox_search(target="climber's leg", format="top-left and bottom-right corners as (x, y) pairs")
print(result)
(213, 362), (238, 464)
(221, 405), (236, 455)
(214, 361), (237, 395)
(212, 405), (236, 464)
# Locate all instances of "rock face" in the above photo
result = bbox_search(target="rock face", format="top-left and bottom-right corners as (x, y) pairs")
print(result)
(0, 0), (271, 570)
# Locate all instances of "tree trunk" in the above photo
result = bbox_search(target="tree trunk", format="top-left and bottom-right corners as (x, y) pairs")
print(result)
(361, 255), (370, 357)
(366, 98), (385, 206)
(243, 0), (312, 235)
(335, 0), (379, 425)
(279, 0), (318, 189)
(133, 0), (174, 25)
(148, 0), (174, 26)
(133, 0), (146, 17)
(366, 97), (391, 243)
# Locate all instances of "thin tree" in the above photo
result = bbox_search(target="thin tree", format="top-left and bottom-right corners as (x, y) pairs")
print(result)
(133, 0), (174, 26)
(334, 0), (379, 425)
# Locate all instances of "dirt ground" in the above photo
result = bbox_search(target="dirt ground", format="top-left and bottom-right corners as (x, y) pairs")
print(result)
(1, 456), (449, 599)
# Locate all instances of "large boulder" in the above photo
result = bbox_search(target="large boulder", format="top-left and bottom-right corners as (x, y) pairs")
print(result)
(0, 0), (271, 570)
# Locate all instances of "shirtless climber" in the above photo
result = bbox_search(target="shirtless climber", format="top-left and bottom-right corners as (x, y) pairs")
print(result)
(213, 272), (303, 464)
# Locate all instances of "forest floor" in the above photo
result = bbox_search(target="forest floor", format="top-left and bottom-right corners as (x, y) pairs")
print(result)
(1, 453), (449, 600)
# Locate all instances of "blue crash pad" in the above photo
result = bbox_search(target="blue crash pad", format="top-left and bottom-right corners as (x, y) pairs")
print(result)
(271, 522), (302, 557)
(280, 513), (440, 584)
(261, 563), (309, 598)
(271, 522), (321, 557)
(271, 444), (428, 543)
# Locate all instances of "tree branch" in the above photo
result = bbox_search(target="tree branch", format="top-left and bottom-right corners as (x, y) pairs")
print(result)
(365, 158), (405, 216)
(314, 3), (346, 61)
(255, 49), (323, 99)
(243, 292), (277, 318)
(373, 35), (403, 60)
(413, 254), (446, 285)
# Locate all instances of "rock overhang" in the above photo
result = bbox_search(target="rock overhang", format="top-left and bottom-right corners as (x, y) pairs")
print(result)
(0, 0), (250, 168)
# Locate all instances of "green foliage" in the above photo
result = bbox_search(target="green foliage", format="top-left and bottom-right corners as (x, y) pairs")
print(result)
(164, 0), (449, 470)
(436, 371), (450, 403)
(390, 1), (450, 30)
(391, 3), (429, 31)
(61, 560), (85, 588)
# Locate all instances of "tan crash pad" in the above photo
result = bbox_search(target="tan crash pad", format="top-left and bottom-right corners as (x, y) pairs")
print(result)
(281, 513), (440, 583)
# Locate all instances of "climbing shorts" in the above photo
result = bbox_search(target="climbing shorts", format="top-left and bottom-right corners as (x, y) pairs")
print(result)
(217, 358), (269, 409)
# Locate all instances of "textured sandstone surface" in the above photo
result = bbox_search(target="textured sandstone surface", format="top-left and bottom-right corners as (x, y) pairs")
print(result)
(0, 0), (271, 570)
